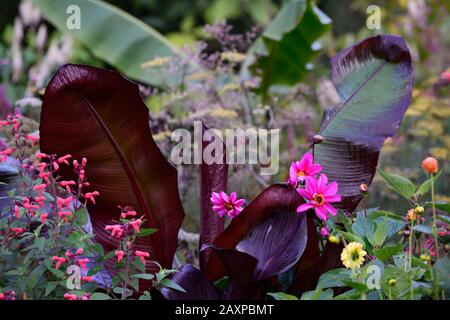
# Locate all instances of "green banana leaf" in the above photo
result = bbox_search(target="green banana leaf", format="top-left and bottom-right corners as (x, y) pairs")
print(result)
(33, 0), (181, 86)
(246, 0), (331, 99)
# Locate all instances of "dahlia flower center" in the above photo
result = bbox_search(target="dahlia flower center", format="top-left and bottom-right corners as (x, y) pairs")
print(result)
(313, 193), (325, 205)
(224, 203), (234, 211)
(351, 251), (360, 261)
(297, 171), (305, 177)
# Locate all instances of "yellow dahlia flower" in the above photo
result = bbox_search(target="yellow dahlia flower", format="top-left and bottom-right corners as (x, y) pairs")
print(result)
(340, 241), (367, 270)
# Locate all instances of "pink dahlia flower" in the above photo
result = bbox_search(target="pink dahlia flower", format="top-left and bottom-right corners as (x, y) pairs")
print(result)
(210, 191), (245, 218)
(288, 152), (322, 187)
(296, 174), (341, 221)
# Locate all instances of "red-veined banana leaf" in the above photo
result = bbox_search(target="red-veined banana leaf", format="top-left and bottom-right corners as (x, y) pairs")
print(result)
(203, 183), (307, 298)
(40, 64), (185, 273)
(291, 34), (413, 294)
(199, 123), (227, 271)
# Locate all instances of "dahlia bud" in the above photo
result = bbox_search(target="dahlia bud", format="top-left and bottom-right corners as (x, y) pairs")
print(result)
(320, 226), (329, 237)
(359, 183), (369, 193)
(328, 235), (340, 244)
(421, 157), (438, 174)
(414, 206), (424, 215)
(388, 278), (397, 286)
(420, 254), (431, 262)
(312, 134), (324, 144)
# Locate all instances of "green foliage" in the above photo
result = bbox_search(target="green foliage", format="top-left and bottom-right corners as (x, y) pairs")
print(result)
(33, 0), (181, 86)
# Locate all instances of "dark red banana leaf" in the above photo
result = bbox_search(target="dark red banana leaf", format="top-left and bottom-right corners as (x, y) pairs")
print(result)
(158, 265), (220, 300)
(40, 64), (185, 272)
(199, 123), (227, 271)
(203, 184), (307, 289)
(315, 34), (413, 214)
(291, 35), (413, 295)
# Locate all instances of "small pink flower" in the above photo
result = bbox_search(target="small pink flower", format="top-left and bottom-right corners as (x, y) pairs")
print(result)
(296, 174), (342, 221)
(22, 197), (39, 216)
(129, 219), (142, 233)
(135, 250), (150, 264)
(82, 157), (87, 167)
(0, 148), (14, 162)
(33, 183), (47, 196)
(0, 120), (9, 127)
(35, 152), (48, 159)
(0, 293), (4, 299)
(73, 159), (79, 168)
(288, 152), (322, 187)
(320, 226), (330, 237)
(210, 191), (245, 218)
(57, 154), (72, 165)
(115, 250), (124, 263)
(81, 276), (93, 282)
(77, 258), (89, 271)
(14, 205), (20, 219)
(40, 212), (48, 224)
(52, 256), (67, 270)
(11, 227), (25, 236)
(60, 180), (76, 193)
(64, 293), (78, 300)
(75, 248), (84, 255)
(121, 210), (137, 219)
(105, 225), (124, 238)
(84, 191), (99, 204)
(57, 196), (73, 210)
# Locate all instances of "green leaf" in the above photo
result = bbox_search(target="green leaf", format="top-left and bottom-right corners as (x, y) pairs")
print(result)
(268, 292), (299, 300)
(33, 0), (181, 86)
(74, 207), (88, 225)
(90, 292), (112, 300)
(412, 225), (434, 235)
(373, 219), (389, 247)
(160, 278), (186, 293)
(373, 244), (403, 261)
(433, 257), (450, 290)
(316, 268), (352, 289)
(132, 273), (155, 280)
(416, 170), (442, 196)
(381, 265), (412, 300)
(137, 228), (158, 237)
(368, 210), (403, 221)
(378, 170), (416, 199)
(247, 0), (331, 95)
(301, 288), (334, 300)
(427, 201), (450, 214)
(338, 231), (366, 248)
(45, 281), (58, 296)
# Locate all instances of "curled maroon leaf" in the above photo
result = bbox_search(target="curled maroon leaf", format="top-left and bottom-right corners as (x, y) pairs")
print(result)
(40, 64), (185, 273)
(204, 184), (307, 293)
(158, 265), (220, 300)
(199, 123), (227, 271)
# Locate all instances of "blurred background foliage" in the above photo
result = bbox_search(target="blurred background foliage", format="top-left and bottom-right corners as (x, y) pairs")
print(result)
(0, 0), (448, 232)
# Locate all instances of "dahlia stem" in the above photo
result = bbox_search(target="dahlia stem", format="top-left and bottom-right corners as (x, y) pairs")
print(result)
(430, 173), (439, 259)
(409, 219), (414, 271)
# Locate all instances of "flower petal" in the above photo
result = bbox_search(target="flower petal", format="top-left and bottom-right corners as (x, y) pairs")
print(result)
(296, 187), (313, 200)
(296, 203), (314, 213)
(323, 203), (337, 216)
(314, 206), (329, 221)
(322, 181), (338, 197)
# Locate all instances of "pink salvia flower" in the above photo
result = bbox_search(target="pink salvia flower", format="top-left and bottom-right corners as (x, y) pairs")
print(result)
(75, 248), (84, 255)
(129, 219), (142, 233)
(11, 228), (25, 236)
(121, 210), (137, 219)
(52, 256), (67, 270)
(14, 205), (20, 219)
(135, 250), (150, 264)
(115, 250), (124, 263)
(81, 276), (93, 282)
(0, 148), (14, 162)
(84, 191), (99, 204)
(64, 293), (78, 300)
(35, 196), (46, 208)
(40, 212), (48, 224)
(288, 152), (322, 187)
(210, 191), (245, 218)
(33, 183), (47, 196)
(105, 225), (124, 238)
(296, 174), (342, 221)
(57, 154), (72, 165)
(35, 152), (48, 159)
(60, 180), (76, 193)
(77, 258), (89, 271)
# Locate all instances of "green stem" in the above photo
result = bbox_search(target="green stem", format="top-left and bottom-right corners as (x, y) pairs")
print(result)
(430, 173), (440, 259)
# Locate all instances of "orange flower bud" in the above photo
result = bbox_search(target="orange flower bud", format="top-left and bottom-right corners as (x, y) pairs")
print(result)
(421, 157), (438, 174)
